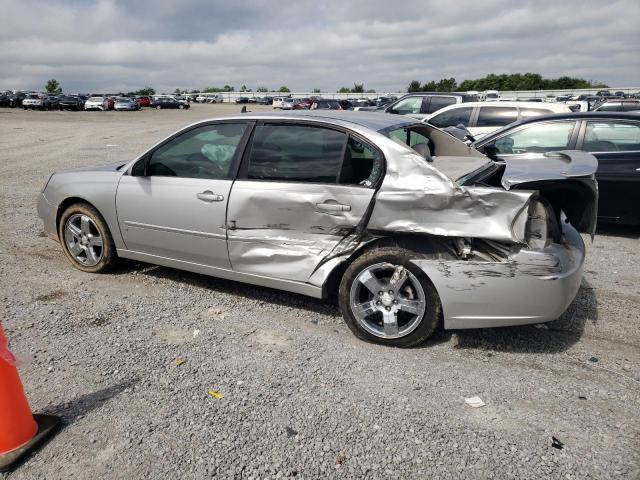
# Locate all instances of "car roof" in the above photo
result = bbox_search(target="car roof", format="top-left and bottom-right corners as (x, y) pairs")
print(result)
(475, 111), (640, 144)
(433, 101), (570, 110)
(506, 111), (640, 125)
(200, 111), (419, 132)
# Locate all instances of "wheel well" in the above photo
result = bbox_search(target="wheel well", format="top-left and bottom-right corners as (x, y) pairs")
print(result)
(55, 197), (99, 232)
(323, 234), (454, 299)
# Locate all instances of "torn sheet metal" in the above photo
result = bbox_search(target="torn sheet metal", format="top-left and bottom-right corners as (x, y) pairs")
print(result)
(226, 180), (375, 282)
(367, 139), (535, 243)
(411, 220), (585, 329)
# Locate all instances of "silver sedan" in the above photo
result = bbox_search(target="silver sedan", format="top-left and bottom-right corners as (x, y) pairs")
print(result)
(37, 111), (598, 347)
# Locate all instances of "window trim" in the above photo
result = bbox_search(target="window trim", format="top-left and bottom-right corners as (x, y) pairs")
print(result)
(477, 119), (579, 157)
(129, 120), (255, 179)
(236, 120), (386, 189)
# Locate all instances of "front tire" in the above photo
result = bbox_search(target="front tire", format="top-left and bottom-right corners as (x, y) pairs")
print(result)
(58, 203), (118, 273)
(338, 247), (441, 348)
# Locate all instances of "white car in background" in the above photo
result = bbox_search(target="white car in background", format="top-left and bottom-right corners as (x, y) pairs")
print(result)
(425, 101), (572, 139)
(272, 96), (289, 109)
(84, 96), (107, 111)
(482, 90), (500, 101)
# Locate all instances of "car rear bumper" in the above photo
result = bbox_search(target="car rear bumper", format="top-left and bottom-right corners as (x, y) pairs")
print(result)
(412, 220), (586, 329)
(37, 192), (58, 241)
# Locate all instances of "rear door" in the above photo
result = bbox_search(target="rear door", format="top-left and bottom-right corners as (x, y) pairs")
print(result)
(577, 119), (640, 224)
(226, 122), (382, 282)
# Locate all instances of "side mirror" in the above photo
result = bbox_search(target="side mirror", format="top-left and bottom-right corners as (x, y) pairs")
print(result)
(130, 157), (147, 176)
(483, 143), (499, 161)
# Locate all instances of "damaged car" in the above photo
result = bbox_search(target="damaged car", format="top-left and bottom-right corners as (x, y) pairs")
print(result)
(37, 111), (598, 347)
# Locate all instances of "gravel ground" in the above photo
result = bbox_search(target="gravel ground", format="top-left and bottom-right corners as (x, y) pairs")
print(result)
(0, 104), (639, 479)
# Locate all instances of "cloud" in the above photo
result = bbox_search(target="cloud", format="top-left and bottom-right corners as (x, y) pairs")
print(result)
(0, 0), (638, 93)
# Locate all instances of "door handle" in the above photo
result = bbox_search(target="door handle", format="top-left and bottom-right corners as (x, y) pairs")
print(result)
(316, 201), (351, 213)
(197, 191), (224, 202)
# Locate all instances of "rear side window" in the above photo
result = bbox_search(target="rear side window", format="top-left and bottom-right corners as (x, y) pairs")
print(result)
(247, 125), (347, 182)
(584, 121), (640, 152)
(341, 137), (383, 187)
(429, 106), (473, 128)
(426, 96), (457, 114)
(477, 107), (518, 127)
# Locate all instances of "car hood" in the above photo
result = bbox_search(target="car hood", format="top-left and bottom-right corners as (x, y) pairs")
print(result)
(62, 161), (128, 174)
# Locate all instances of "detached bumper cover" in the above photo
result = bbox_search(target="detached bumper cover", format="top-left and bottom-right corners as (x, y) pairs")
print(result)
(413, 220), (585, 329)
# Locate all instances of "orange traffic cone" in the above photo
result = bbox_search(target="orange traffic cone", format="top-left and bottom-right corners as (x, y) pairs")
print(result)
(0, 323), (60, 472)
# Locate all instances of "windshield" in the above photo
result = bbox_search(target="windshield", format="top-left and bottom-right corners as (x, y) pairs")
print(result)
(88, 97), (103, 101)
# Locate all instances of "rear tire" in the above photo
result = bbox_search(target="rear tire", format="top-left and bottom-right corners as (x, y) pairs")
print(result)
(58, 203), (118, 273)
(338, 246), (441, 348)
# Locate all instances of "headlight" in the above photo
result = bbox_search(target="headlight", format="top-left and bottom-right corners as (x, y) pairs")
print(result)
(525, 200), (550, 250)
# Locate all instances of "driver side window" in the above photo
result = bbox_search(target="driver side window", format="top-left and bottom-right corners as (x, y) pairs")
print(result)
(147, 123), (248, 179)
(492, 121), (575, 155)
(390, 96), (423, 115)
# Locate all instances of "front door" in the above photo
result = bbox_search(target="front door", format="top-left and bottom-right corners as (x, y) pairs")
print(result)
(226, 123), (381, 282)
(116, 122), (251, 268)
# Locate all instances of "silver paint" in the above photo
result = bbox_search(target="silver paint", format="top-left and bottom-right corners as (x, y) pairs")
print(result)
(37, 111), (597, 331)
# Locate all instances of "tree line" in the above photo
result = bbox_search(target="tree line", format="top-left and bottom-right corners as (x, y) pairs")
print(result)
(42, 72), (611, 97)
(407, 73), (609, 93)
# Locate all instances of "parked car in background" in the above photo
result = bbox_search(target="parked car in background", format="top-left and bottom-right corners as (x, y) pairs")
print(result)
(310, 99), (353, 110)
(204, 95), (224, 103)
(136, 96), (151, 107)
(150, 97), (189, 109)
(482, 90), (500, 101)
(272, 96), (290, 109)
(47, 95), (61, 110)
(84, 96), (108, 111)
(22, 94), (53, 110)
(21, 94), (41, 110)
(292, 98), (313, 110)
(7, 92), (27, 108)
(594, 100), (640, 112)
(280, 98), (299, 110)
(425, 101), (571, 139)
(37, 111), (596, 347)
(473, 112), (640, 225)
(256, 96), (273, 105)
(114, 97), (140, 111)
(0, 92), (11, 107)
(235, 97), (250, 104)
(58, 96), (84, 111)
(358, 93), (477, 119)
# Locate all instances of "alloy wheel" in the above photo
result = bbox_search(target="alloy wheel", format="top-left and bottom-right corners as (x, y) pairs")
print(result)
(349, 263), (426, 339)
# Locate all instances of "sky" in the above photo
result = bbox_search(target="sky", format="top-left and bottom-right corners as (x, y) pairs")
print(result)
(1, 0), (639, 93)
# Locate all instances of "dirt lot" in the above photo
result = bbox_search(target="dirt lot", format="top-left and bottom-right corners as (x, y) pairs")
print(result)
(1, 104), (639, 479)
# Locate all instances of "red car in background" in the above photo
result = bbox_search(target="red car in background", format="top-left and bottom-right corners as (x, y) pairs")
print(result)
(136, 96), (151, 107)
(292, 98), (313, 110)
